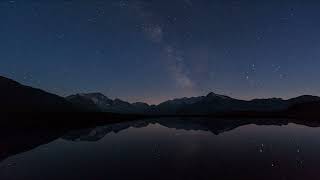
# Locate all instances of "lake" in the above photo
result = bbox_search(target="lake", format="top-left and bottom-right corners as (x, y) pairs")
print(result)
(0, 118), (319, 180)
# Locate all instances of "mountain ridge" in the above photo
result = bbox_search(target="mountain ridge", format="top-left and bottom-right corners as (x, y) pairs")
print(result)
(1, 75), (320, 118)
(66, 91), (320, 117)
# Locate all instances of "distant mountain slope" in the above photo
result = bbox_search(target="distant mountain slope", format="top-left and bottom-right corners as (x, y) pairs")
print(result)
(66, 91), (320, 116)
(0, 76), (77, 112)
(154, 92), (320, 115)
(65, 93), (102, 112)
(66, 93), (150, 114)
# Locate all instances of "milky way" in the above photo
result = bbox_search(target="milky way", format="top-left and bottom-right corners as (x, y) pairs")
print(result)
(1, 0), (320, 104)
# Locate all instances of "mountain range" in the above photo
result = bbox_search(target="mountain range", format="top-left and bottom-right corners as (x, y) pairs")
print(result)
(1, 75), (320, 118)
(66, 91), (320, 118)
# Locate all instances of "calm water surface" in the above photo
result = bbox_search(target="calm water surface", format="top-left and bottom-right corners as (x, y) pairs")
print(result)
(0, 118), (320, 180)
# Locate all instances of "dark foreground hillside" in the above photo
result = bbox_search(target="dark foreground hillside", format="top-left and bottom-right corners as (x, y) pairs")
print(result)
(0, 76), (77, 112)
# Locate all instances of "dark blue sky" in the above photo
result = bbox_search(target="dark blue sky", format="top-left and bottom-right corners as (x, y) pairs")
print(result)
(1, 0), (320, 104)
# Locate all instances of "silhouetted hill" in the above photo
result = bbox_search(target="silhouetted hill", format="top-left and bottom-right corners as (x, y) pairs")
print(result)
(287, 101), (320, 118)
(0, 76), (77, 112)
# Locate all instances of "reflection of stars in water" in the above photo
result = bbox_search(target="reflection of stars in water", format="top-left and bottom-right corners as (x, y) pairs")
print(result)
(5, 162), (17, 169)
(153, 144), (161, 160)
(296, 158), (304, 168)
(295, 145), (304, 168)
(258, 143), (265, 153)
(271, 161), (278, 168)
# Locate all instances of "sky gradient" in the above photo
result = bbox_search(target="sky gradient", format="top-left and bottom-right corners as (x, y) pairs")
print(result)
(1, 0), (320, 104)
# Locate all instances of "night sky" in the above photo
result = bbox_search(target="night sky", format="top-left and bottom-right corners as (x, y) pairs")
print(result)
(1, 0), (320, 104)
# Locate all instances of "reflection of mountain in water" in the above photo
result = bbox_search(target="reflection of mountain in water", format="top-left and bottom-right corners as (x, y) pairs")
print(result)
(0, 126), (67, 162)
(1, 118), (320, 163)
(62, 118), (311, 142)
(64, 121), (150, 141)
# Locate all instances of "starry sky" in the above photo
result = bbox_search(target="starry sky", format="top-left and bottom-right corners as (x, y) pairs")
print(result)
(1, 0), (320, 104)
